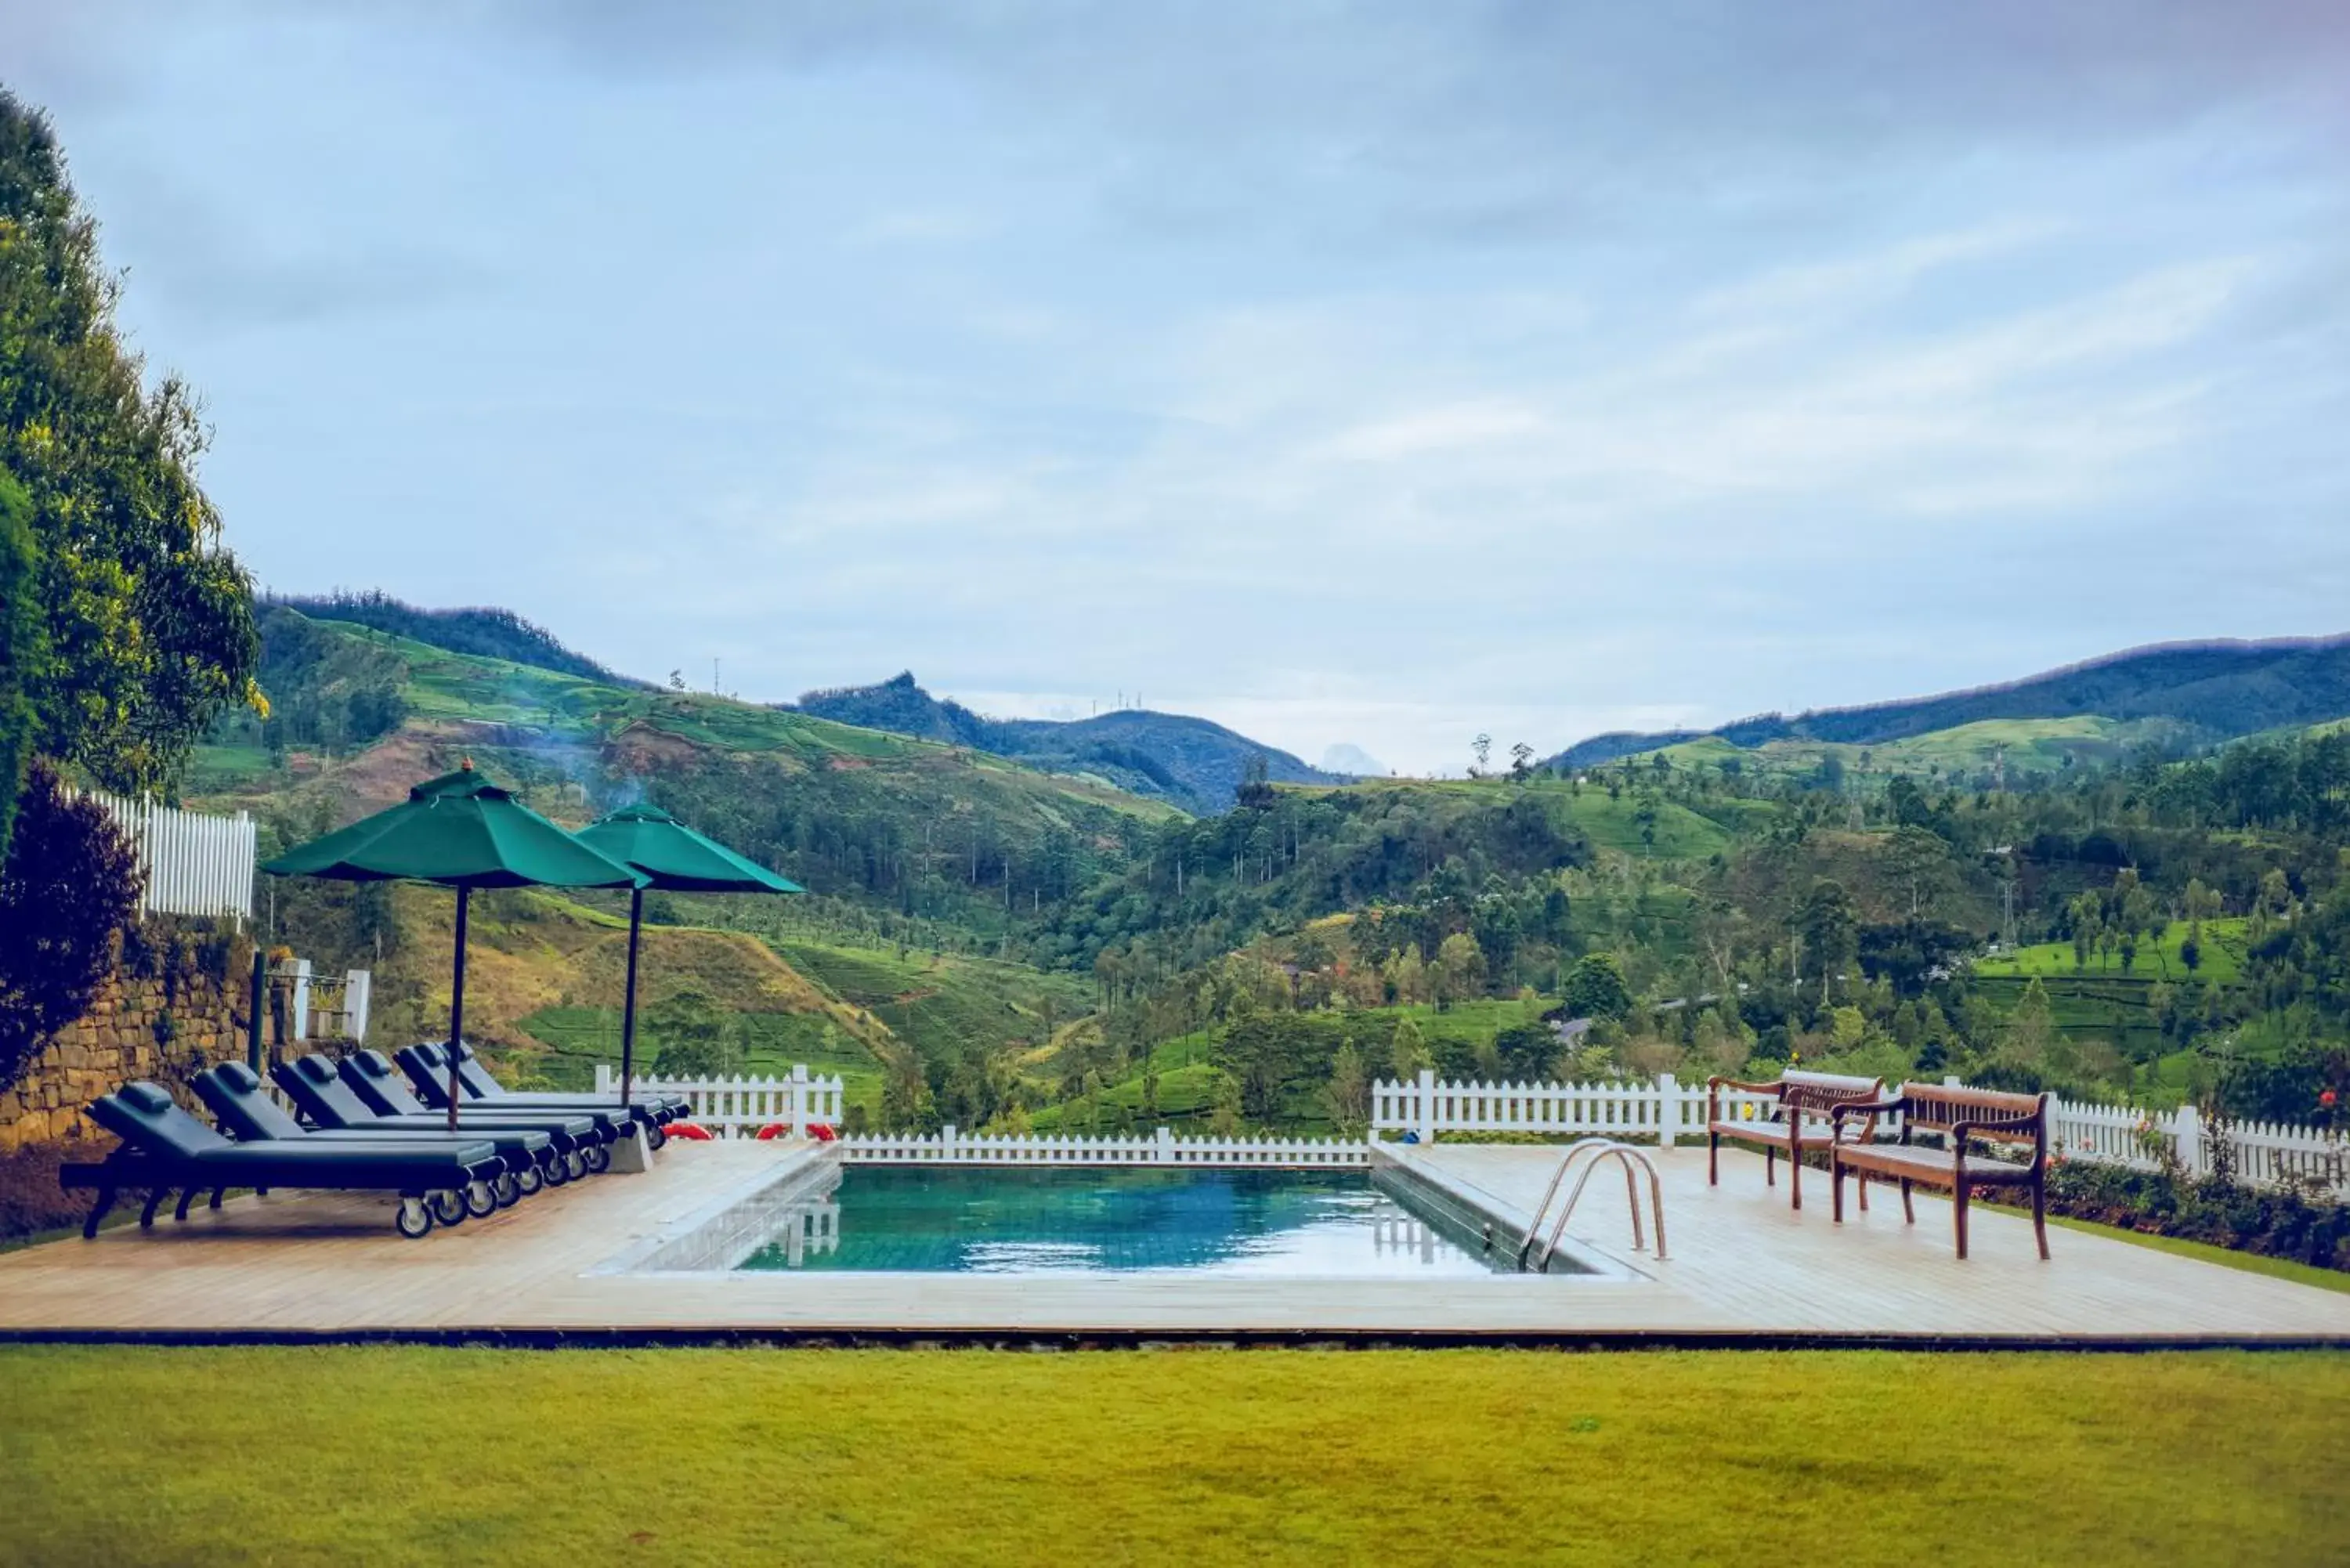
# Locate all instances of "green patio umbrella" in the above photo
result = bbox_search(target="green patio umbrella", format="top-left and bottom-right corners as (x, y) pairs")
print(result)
(264, 763), (645, 1128)
(573, 802), (803, 1108)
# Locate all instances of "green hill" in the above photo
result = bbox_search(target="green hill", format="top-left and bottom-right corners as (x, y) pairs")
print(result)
(1646, 716), (2195, 787)
(1556, 634), (2350, 768)
(273, 591), (638, 687)
(201, 607), (1178, 938)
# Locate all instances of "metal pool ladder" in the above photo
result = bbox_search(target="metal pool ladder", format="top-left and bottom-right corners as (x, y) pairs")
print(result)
(1517, 1139), (1668, 1271)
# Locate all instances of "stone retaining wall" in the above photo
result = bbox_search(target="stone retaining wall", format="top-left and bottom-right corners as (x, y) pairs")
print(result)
(0, 939), (247, 1154)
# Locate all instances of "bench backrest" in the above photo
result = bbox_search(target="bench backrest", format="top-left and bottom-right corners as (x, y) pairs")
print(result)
(1777, 1071), (1885, 1115)
(1899, 1083), (2048, 1148)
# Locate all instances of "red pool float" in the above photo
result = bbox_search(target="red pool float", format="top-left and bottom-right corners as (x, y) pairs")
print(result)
(666, 1122), (714, 1140)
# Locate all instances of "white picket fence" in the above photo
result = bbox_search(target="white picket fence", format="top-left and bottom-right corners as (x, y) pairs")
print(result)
(81, 789), (255, 923)
(595, 1063), (845, 1139)
(1372, 1071), (2350, 1196)
(1372, 1070), (1780, 1145)
(2043, 1093), (2349, 1192)
(601, 1060), (2348, 1194)
(840, 1127), (1368, 1168)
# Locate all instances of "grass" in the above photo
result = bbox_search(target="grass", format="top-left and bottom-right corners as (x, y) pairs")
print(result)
(1650, 715), (2194, 783)
(1976, 916), (2249, 985)
(6, 1346), (2348, 1565)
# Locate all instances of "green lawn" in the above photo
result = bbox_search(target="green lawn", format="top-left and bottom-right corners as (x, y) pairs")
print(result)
(1976, 916), (2248, 985)
(5, 1347), (2346, 1565)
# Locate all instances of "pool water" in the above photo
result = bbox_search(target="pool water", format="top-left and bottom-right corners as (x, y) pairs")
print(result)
(735, 1166), (1541, 1277)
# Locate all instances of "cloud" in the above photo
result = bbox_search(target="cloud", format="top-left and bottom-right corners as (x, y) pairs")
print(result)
(6, 1), (2347, 772)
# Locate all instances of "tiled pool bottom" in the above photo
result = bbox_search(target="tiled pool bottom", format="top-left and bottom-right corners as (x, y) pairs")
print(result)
(732, 1165), (1571, 1278)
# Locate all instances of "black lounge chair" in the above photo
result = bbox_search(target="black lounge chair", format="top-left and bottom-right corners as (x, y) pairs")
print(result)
(195, 1062), (553, 1212)
(290, 1053), (612, 1183)
(60, 1082), (504, 1239)
(395, 1041), (687, 1147)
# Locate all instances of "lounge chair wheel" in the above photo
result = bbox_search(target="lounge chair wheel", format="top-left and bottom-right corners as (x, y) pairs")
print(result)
(429, 1190), (468, 1227)
(563, 1151), (588, 1182)
(583, 1144), (611, 1176)
(542, 1158), (568, 1187)
(491, 1173), (521, 1209)
(396, 1198), (433, 1239)
(465, 1180), (498, 1219)
(646, 1124), (667, 1151)
(516, 1166), (543, 1196)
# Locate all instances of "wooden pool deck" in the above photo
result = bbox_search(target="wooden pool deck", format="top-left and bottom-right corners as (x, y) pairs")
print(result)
(2, 1139), (2345, 1347)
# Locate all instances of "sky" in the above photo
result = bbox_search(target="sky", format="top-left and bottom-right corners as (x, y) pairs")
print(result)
(8, 2), (2348, 776)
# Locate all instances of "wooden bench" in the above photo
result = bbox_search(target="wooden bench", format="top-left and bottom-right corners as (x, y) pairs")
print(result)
(1705, 1071), (1885, 1211)
(1831, 1083), (2051, 1260)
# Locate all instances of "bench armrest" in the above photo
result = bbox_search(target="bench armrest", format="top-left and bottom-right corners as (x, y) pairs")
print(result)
(1707, 1077), (1784, 1095)
(1831, 1098), (1905, 1127)
(1950, 1114), (2046, 1149)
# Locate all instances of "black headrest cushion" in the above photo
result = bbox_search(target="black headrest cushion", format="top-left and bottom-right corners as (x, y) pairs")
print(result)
(292, 1056), (336, 1084)
(352, 1051), (392, 1078)
(215, 1061), (264, 1093)
(120, 1082), (175, 1113)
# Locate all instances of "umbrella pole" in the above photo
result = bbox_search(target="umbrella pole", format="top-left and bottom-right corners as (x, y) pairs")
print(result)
(448, 885), (469, 1133)
(620, 884), (643, 1109)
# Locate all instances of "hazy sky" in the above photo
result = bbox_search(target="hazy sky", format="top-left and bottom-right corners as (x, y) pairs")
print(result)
(10, 2), (2348, 775)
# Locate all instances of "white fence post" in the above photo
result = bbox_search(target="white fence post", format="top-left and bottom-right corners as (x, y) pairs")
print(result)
(1416, 1068), (1436, 1143)
(2172, 1103), (2204, 1178)
(342, 969), (371, 1043)
(1657, 1071), (1678, 1148)
(790, 1063), (810, 1137)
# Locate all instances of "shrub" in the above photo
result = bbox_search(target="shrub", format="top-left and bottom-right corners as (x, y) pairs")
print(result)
(0, 1140), (99, 1241)
(0, 761), (142, 1092)
(1992, 1162), (2350, 1274)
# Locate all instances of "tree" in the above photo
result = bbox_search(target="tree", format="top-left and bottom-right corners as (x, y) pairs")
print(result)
(1999, 977), (2057, 1073)
(1207, 1070), (1242, 1136)
(1493, 1021), (1554, 1080)
(0, 760), (141, 1091)
(1509, 742), (1535, 781)
(881, 1054), (938, 1132)
(1383, 948), (1427, 1006)
(1796, 880), (1858, 980)
(1234, 752), (1277, 811)
(1, 94), (258, 791)
(646, 988), (731, 1078)
(1386, 1016), (1432, 1080)
(2069, 891), (2103, 972)
(1560, 952), (1632, 1021)
(1434, 930), (1486, 1007)
(1322, 1040), (1369, 1131)
(0, 468), (38, 853)
(1214, 1013), (1322, 1118)
(1470, 733), (1491, 777)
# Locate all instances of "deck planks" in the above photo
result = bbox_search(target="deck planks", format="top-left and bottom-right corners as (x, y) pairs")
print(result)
(0, 1140), (2345, 1344)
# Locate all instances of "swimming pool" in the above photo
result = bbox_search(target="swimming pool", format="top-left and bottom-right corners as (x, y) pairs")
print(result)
(731, 1165), (1570, 1277)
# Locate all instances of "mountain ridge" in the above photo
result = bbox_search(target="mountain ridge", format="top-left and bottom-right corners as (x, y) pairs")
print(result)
(1552, 633), (2350, 768)
(793, 671), (1338, 811)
